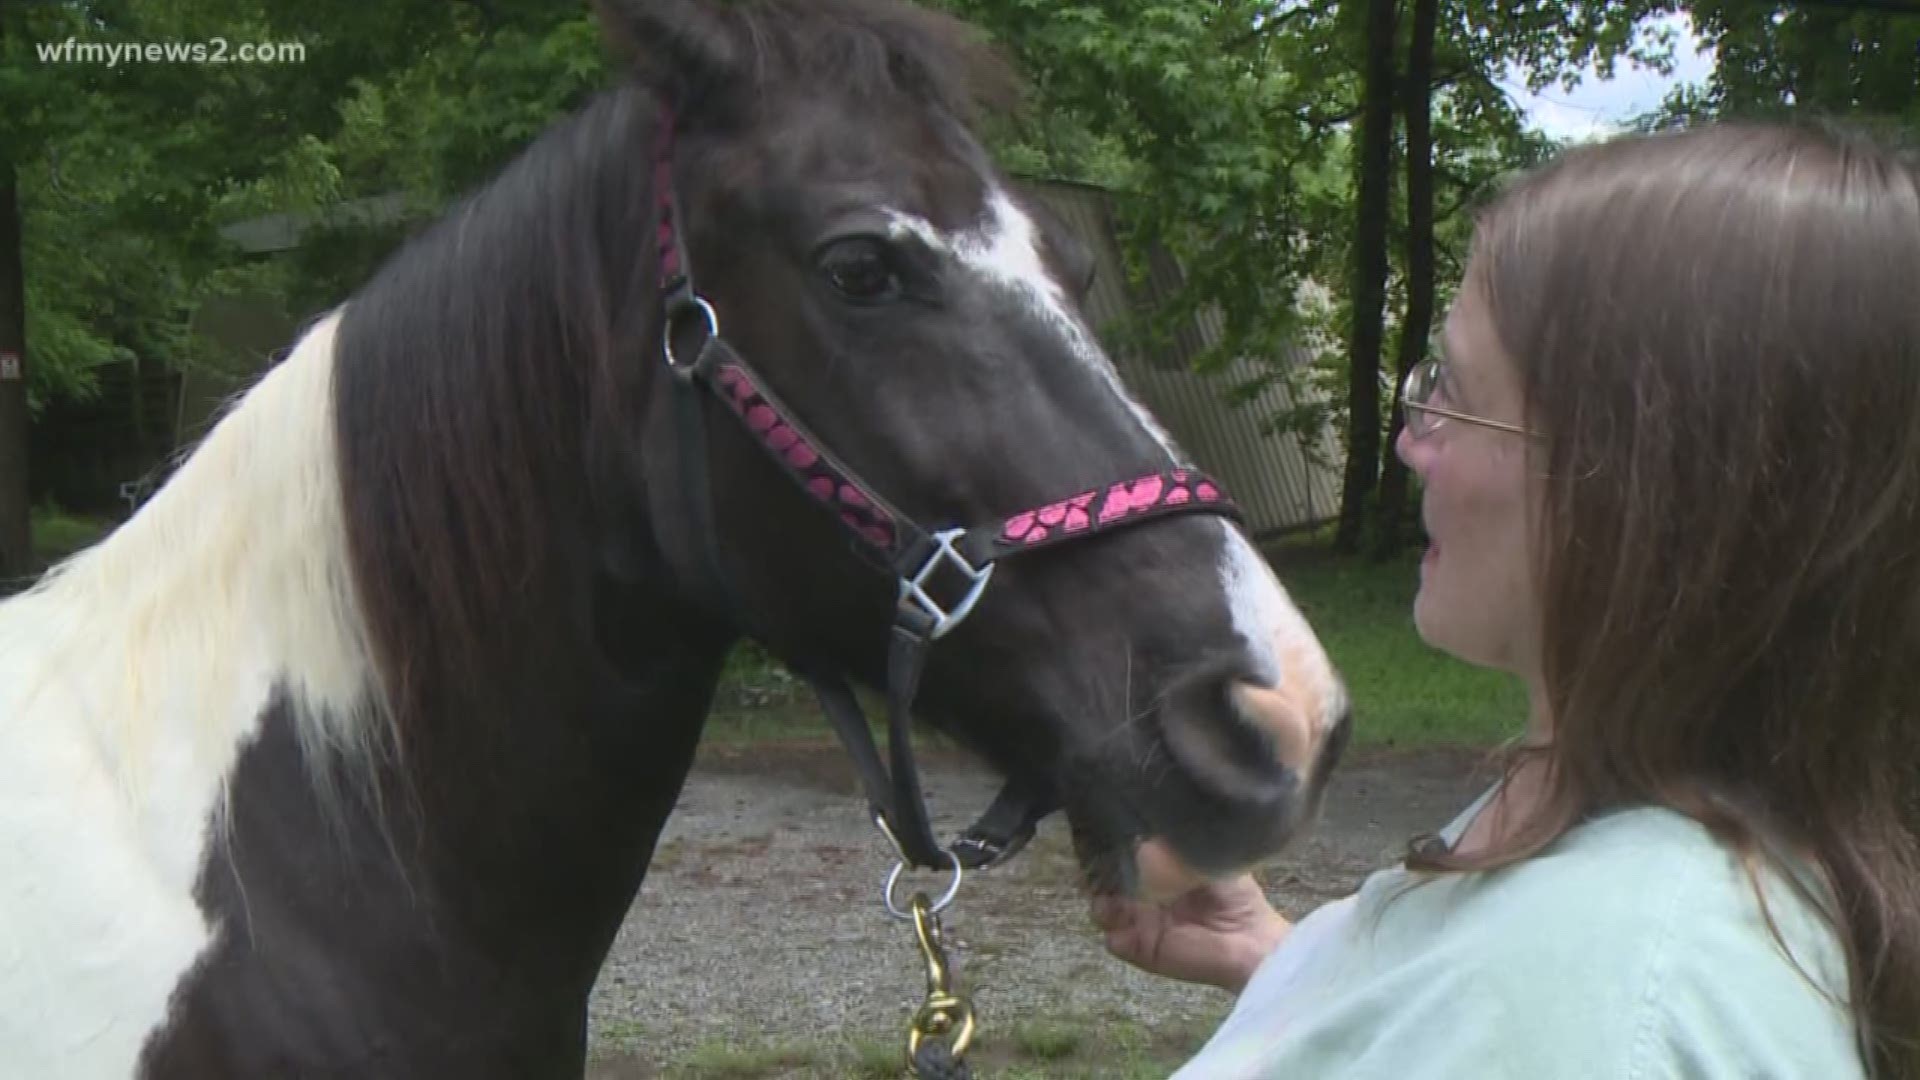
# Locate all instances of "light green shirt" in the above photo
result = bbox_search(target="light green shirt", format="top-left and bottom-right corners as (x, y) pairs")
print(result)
(1172, 788), (1864, 1079)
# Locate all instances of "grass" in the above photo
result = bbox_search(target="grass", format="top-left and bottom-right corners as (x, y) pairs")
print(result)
(1008, 1018), (1083, 1060)
(705, 541), (1525, 752)
(28, 502), (113, 567)
(664, 1039), (827, 1078)
(592, 1013), (1216, 1079)
(1269, 544), (1527, 748)
(844, 1037), (903, 1079)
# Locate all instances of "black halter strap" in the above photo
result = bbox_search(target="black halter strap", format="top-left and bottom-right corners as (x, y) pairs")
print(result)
(651, 104), (1242, 871)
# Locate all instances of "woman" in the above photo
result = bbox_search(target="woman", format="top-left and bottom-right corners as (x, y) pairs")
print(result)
(1097, 120), (1920, 1079)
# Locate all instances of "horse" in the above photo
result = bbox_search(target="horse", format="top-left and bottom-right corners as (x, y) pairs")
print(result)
(0, 0), (1353, 1076)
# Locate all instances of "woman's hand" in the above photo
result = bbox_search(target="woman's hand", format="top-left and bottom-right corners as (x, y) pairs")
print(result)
(1089, 840), (1291, 994)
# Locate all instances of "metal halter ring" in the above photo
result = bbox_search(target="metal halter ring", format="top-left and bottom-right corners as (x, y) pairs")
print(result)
(883, 850), (964, 921)
(662, 295), (720, 370)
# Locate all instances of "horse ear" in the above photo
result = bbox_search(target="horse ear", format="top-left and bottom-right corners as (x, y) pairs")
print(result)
(592, 0), (741, 101)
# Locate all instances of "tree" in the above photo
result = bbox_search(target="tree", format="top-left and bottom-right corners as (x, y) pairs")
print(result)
(1339, 0), (1680, 557)
(1664, 0), (1919, 125)
(0, 7), (32, 581)
(1335, 0), (1400, 554)
(2, 0), (1707, 575)
(932, 1), (1687, 557)
(932, 0), (1349, 387)
(1371, 0), (1438, 560)
(0, 0), (589, 571)
(0, 159), (26, 584)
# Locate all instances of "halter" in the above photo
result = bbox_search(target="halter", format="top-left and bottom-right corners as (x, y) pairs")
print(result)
(651, 106), (1243, 872)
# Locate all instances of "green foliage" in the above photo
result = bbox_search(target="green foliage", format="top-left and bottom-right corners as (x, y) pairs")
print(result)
(327, 11), (609, 205)
(934, 0), (1347, 448)
(717, 641), (806, 711)
(11, 0), (1904, 514)
(1653, 2), (1920, 132)
(1, 0), (611, 413)
(15, 128), (191, 409)
(926, 0), (1680, 477)
(1, 0), (360, 406)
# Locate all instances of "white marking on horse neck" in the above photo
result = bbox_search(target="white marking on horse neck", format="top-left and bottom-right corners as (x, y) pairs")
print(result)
(0, 309), (376, 1077)
(884, 187), (1184, 462)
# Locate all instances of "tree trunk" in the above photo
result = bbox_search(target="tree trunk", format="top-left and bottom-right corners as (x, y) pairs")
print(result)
(1333, 0), (1399, 554)
(0, 1), (28, 586)
(0, 160), (29, 586)
(1371, 0), (1436, 561)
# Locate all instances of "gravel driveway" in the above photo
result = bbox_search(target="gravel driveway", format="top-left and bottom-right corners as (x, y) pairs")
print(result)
(585, 742), (1492, 1077)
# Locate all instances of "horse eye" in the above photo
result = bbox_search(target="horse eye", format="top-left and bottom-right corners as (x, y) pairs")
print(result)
(817, 237), (903, 303)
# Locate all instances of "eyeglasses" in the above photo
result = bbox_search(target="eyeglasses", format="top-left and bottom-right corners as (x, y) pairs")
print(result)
(1400, 354), (1533, 439)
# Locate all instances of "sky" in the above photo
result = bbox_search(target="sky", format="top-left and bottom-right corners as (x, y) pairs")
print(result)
(1500, 12), (1719, 142)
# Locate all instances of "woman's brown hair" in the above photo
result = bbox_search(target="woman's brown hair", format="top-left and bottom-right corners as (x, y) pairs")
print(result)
(1408, 120), (1920, 1078)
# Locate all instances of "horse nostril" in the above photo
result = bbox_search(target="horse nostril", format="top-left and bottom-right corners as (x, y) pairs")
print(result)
(1155, 677), (1301, 808)
(1226, 679), (1313, 773)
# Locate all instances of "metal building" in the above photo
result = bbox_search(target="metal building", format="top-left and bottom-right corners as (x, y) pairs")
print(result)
(1017, 179), (1341, 539)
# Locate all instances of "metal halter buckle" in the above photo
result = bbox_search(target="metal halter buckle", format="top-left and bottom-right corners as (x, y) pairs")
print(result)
(897, 528), (995, 641)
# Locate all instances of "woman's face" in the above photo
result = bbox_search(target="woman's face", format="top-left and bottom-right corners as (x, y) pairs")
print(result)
(1395, 269), (1542, 680)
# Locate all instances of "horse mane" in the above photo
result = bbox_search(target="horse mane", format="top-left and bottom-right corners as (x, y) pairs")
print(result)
(0, 310), (382, 807)
(329, 82), (663, 759)
(329, 0), (1025, 765)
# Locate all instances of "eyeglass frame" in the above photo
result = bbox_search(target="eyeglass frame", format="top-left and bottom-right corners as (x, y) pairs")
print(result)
(1399, 352), (1535, 439)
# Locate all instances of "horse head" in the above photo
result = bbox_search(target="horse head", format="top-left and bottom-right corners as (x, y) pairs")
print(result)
(594, 0), (1353, 895)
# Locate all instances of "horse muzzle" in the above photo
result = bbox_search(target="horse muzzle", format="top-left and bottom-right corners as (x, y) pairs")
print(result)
(1076, 662), (1354, 899)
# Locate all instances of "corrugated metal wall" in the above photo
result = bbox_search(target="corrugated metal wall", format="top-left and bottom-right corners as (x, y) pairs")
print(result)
(1015, 179), (1343, 539)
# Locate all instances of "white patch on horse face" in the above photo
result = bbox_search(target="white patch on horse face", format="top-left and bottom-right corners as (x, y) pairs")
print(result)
(887, 187), (1344, 748)
(0, 310), (374, 1076)
(1219, 527), (1347, 749)
(883, 188), (1183, 462)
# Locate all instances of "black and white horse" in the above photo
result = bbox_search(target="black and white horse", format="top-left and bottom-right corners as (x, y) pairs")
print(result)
(0, 1), (1351, 1075)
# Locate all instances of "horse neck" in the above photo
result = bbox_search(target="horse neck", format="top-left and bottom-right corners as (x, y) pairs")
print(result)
(4, 305), (728, 1063)
(2, 89), (739, 1072)
(368, 573), (732, 981)
(309, 84), (739, 987)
